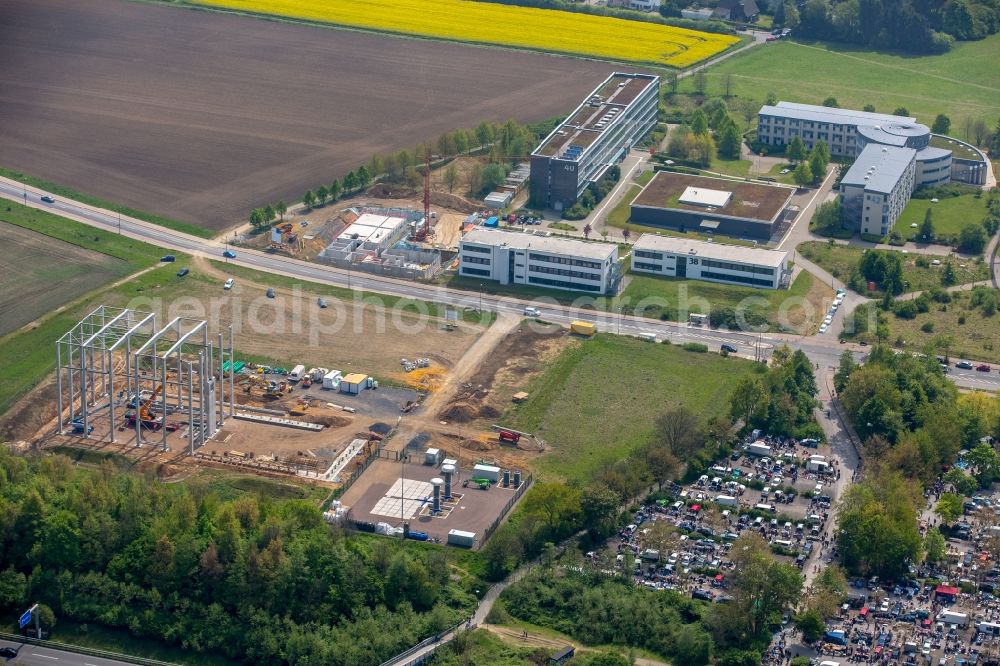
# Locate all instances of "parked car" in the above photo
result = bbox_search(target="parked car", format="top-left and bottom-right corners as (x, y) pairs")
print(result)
(222, 249), (237, 258)
(977, 364), (991, 372)
(176, 268), (190, 277)
(266, 288), (276, 298)
(40, 195), (55, 203)
(692, 589), (714, 601)
(160, 255), (176, 262)
(223, 278), (235, 290)
(956, 360), (974, 369)
(318, 297), (327, 308)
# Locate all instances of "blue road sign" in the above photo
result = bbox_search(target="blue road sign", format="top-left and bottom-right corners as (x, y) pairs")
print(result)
(18, 609), (32, 629)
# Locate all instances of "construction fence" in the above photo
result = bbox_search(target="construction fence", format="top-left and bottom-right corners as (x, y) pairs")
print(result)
(481, 472), (533, 544)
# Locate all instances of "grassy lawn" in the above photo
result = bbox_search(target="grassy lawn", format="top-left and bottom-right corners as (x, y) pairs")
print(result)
(797, 241), (990, 294)
(635, 170), (656, 186)
(693, 34), (1000, 133)
(929, 135), (985, 161)
(764, 161), (799, 185)
(506, 334), (760, 482)
(709, 155), (753, 178)
(183, 468), (331, 503)
(621, 269), (833, 333)
(0, 166), (215, 239)
(893, 194), (991, 241)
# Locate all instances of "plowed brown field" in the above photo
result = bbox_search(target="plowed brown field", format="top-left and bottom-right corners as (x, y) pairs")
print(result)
(0, 0), (617, 231)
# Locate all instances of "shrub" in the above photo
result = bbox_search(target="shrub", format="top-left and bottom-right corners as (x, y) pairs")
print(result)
(921, 321), (935, 333)
(682, 342), (708, 353)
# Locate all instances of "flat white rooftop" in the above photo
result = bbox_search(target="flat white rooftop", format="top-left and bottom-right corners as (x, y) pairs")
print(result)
(679, 186), (732, 208)
(462, 228), (618, 261)
(338, 213), (406, 244)
(633, 234), (788, 268)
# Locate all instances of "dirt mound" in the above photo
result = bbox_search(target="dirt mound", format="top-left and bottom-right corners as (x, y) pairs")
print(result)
(463, 438), (496, 452)
(0, 376), (59, 442)
(304, 414), (352, 428)
(362, 184), (480, 214)
(478, 404), (501, 419)
(438, 403), (477, 423)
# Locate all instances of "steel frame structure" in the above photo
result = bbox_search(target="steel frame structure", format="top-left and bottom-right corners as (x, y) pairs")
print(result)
(55, 306), (235, 453)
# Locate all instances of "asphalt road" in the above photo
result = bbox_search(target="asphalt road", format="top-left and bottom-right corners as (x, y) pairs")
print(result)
(0, 638), (139, 666)
(3, 178), (999, 394)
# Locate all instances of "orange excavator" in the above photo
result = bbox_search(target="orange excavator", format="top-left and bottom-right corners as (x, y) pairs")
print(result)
(126, 384), (164, 431)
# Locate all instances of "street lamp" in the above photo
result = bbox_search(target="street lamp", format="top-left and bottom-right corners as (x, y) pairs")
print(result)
(479, 283), (484, 312)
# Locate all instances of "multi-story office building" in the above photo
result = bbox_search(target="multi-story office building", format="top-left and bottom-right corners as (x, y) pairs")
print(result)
(458, 228), (620, 294)
(757, 102), (923, 158)
(530, 72), (659, 212)
(631, 235), (790, 290)
(839, 144), (916, 236)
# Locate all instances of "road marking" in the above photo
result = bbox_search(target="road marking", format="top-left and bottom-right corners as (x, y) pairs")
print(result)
(32, 654), (59, 660)
(85, 662), (100, 665)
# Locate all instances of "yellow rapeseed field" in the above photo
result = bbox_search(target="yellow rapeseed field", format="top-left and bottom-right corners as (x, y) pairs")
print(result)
(189, 0), (739, 68)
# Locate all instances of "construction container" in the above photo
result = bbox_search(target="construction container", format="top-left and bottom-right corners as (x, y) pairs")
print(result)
(570, 320), (596, 337)
(322, 370), (343, 390)
(447, 529), (476, 548)
(312, 367), (329, 381)
(340, 373), (368, 394)
(288, 365), (306, 382)
(425, 448), (441, 465)
(472, 463), (501, 482)
(746, 442), (772, 457)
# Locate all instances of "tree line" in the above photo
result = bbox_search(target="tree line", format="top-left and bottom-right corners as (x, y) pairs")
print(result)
(248, 118), (554, 230)
(832, 346), (1000, 578)
(0, 451), (478, 664)
(773, 0), (1000, 54)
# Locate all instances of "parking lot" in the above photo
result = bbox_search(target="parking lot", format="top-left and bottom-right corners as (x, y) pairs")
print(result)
(590, 430), (841, 599)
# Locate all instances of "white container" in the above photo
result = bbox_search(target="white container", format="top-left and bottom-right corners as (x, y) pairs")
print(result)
(447, 529), (476, 548)
(747, 442), (772, 457)
(472, 464), (501, 482)
(322, 370), (343, 390)
(425, 448), (441, 465)
(715, 495), (737, 507)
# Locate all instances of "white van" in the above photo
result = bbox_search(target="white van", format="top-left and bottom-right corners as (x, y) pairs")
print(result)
(288, 364), (306, 382)
(755, 503), (776, 513)
(773, 539), (794, 548)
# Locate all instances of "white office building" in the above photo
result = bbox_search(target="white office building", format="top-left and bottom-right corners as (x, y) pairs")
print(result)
(631, 234), (790, 289)
(459, 228), (620, 294)
(530, 72), (660, 212)
(839, 144), (916, 236)
(757, 102), (924, 158)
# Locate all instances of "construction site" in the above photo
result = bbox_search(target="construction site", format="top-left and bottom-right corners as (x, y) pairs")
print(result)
(38, 301), (574, 549)
(234, 156), (532, 280)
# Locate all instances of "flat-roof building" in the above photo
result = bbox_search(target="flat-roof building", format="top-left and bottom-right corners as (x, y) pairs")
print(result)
(530, 72), (659, 212)
(839, 144), (916, 236)
(630, 172), (794, 240)
(631, 234), (790, 289)
(757, 102), (924, 158)
(459, 228), (620, 294)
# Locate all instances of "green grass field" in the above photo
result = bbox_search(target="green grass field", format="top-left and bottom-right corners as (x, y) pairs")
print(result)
(0, 167), (215, 239)
(893, 194), (991, 241)
(694, 34), (1000, 134)
(506, 334), (759, 482)
(797, 241), (990, 294)
(848, 291), (1000, 363)
(621, 269), (832, 333)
